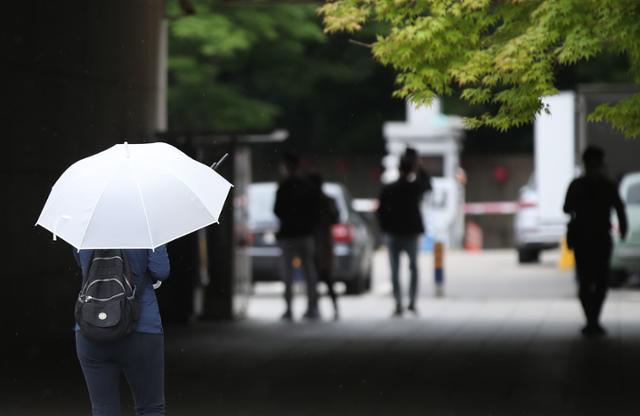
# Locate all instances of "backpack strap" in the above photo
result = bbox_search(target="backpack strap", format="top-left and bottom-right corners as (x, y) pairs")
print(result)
(82, 249), (97, 284)
(118, 250), (151, 300)
(79, 249), (102, 287)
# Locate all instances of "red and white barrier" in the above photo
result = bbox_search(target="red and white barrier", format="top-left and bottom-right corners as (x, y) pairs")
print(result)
(463, 201), (518, 215)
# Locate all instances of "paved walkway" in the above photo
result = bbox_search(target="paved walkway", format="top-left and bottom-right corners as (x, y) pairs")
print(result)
(5, 250), (640, 415)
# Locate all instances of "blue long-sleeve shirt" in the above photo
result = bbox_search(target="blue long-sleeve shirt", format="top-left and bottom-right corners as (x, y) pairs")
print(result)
(74, 246), (170, 334)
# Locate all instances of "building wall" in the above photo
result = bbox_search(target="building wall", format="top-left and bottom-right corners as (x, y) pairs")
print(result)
(462, 155), (533, 248)
(3, 1), (164, 344)
(252, 151), (384, 198)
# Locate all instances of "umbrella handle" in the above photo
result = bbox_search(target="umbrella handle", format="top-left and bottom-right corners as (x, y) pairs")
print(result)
(210, 153), (229, 171)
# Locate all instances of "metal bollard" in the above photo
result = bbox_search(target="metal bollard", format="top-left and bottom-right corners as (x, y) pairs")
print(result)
(292, 256), (305, 294)
(434, 241), (444, 297)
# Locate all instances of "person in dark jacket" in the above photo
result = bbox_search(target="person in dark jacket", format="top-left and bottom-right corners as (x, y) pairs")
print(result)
(404, 147), (432, 196)
(74, 246), (170, 415)
(309, 173), (341, 319)
(563, 146), (627, 337)
(377, 152), (431, 317)
(274, 152), (321, 320)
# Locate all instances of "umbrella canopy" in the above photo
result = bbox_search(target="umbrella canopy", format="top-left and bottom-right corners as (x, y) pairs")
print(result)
(36, 142), (233, 249)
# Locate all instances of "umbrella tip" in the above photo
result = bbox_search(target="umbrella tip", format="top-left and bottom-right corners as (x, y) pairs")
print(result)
(124, 141), (130, 158)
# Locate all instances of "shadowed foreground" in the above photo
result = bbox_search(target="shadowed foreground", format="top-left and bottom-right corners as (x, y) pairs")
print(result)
(4, 250), (640, 415)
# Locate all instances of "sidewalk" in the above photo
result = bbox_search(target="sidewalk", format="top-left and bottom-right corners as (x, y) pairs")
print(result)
(4, 250), (640, 415)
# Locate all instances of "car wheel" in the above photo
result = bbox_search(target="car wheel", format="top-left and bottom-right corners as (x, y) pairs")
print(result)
(345, 276), (366, 295)
(363, 266), (373, 291)
(608, 268), (628, 288)
(518, 247), (540, 264)
(345, 265), (373, 295)
(364, 275), (372, 291)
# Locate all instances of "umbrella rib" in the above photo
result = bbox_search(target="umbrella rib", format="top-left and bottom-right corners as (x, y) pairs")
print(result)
(131, 166), (155, 248)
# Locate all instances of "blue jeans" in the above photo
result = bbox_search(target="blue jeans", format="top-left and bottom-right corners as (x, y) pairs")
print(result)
(387, 234), (420, 308)
(76, 332), (165, 416)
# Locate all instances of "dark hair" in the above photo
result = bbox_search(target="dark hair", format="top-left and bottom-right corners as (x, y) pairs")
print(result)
(308, 172), (323, 190)
(582, 146), (605, 171)
(404, 147), (418, 159)
(399, 156), (414, 176)
(281, 151), (300, 172)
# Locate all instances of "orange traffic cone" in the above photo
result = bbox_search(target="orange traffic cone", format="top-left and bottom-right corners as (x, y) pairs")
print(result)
(464, 221), (483, 252)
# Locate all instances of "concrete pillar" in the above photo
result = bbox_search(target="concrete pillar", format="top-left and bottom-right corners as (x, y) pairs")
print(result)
(3, 0), (165, 341)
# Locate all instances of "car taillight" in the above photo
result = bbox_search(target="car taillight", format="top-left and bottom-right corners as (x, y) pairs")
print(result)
(517, 201), (537, 209)
(332, 223), (354, 243)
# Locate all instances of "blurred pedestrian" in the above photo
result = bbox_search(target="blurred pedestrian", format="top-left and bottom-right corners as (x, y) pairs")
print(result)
(377, 150), (431, 317)
(404, 147), (432, 196)
(563, 146), (627, 337)
(74, 246), (170, 415)
(274, 152), (321, 320)
(309, 173), (341, 320)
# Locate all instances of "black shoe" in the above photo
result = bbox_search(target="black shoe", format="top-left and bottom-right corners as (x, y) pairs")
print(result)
(303, 310), (320, 320)
(332, 301), (340, 321)
(392, 306), (404, 318)
(581, 324), (607, 337)
(281, 310), (293, 321)
(407, 304), (419, 315)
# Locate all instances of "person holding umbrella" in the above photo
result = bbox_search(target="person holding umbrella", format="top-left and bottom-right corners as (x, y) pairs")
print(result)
(36, 142), (233, 415)
(73, 247), (170, 415)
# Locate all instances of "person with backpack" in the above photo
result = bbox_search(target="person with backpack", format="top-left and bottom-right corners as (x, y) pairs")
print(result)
(309, 173), (341, 320)
(73, 246), (170, 416)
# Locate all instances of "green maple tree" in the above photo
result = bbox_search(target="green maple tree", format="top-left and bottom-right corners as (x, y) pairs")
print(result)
(319, 0), (640, 137)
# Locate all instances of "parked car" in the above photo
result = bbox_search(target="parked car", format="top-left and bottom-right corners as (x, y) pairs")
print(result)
(513, 175), (567, 263)
(248, 182), (374, 294)
(610, 172), (640, 284)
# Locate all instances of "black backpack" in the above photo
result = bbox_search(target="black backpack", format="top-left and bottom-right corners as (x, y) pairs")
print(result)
(75, 249), (144, 341)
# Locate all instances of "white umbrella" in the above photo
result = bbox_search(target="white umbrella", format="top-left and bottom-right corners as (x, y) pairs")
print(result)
(36, 142), (233, 249)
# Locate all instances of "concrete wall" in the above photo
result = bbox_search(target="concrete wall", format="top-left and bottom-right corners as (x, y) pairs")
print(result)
(462, 155), (533, 248)
(252, 151), (383, 199)
(577, 85), (640, 181)
(3, 1), (164, 344)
